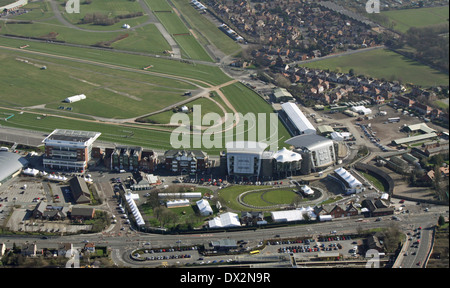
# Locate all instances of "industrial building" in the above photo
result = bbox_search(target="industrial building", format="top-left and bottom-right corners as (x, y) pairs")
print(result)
(272, 88), (294, 103)
(42, 129), (101, 172)
(392, 132), (438, 146)
(285, 134), (337, 174)
(279, 102), (316, 136)
(0, 151), (28, 186)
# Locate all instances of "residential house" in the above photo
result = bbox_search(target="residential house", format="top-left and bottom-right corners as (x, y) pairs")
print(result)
(164, 150), (209, 174)
(394, 95), (414, 108)
(32, 201), (69, 220)
(84, 242), (95, 253)
(329, 203), (358, 218)
(361, 199), (394, 217)
(412, 102), (432, 115)
(313, 206), (329, 217)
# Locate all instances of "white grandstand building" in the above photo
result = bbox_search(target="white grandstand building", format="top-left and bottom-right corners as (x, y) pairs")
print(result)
(285, 134), (337, 173)
(280, 102), (316, 136)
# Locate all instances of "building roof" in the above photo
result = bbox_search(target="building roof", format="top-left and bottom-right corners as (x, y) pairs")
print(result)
(164, 150), (207, 158)
(125, 192), (145, 226)
(273, 88), (294, 99)
(334, 167), (362, 188)
(281, 102), (316, 135)
(0, 151), (28, 182)
(392, 133), (437, 145)
(208, 212), (240, 228)
(69, 177), (91, 204)
(272, 147), (302, 163)
(271, 207), (315, 222)
(197, 199), (213, 215)
(406, 123), (436, 134)
(285, 134), (333, 150)
(225, 141), (268, 154)
(43, 129), (101, 149)
(71, 207), (95, 217)
(317, 125), (334, 135)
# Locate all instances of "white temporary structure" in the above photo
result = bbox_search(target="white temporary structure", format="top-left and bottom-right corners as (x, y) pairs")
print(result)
(301, 185), (314, 196)
(334, 167), (363, 194)
(196, 199), (213, 216)
(125, 192), (145, 226)
(208, 212), (240, 228)
(64, 94), (86, 103)
(23, 168), (39, 176)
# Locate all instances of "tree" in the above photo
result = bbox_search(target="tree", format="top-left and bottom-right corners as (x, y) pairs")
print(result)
(438, 215), (446, 226)
(381, 223), (402, 252)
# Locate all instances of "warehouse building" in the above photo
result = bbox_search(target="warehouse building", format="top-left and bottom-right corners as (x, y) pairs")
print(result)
(280, 102), (316, 136)
(272, 88), (294, 103)
(0, 151), (28, 186)
(392, 132), (438, 146)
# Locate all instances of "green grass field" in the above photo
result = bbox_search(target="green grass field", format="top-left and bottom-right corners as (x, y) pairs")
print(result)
(301, 49), (449, 87)
(0, 37), (231, 86)
(142, 97), (226, 125)
(0, 0), (15, 6)
(220, 83), (292, 149)
(57, 0), (145, 29)
(0, 0), (173, 55)
(1, 0), (215, 60)
(144, 0), (213, 62)
(0, 49), (195, 119)
(383, 6), (450, 33)
(0, 40), (290, 153)
(241, 188), (300, 207)
(170, 0), (241, 56)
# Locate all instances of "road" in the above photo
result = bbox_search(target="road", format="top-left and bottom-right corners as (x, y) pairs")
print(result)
(0, 205), (446, 267)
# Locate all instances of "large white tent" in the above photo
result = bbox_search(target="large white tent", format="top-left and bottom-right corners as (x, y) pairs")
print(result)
(197, 199), (213, 216)
(125, 192), (145, 226)
(208, 212), (241, 228)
